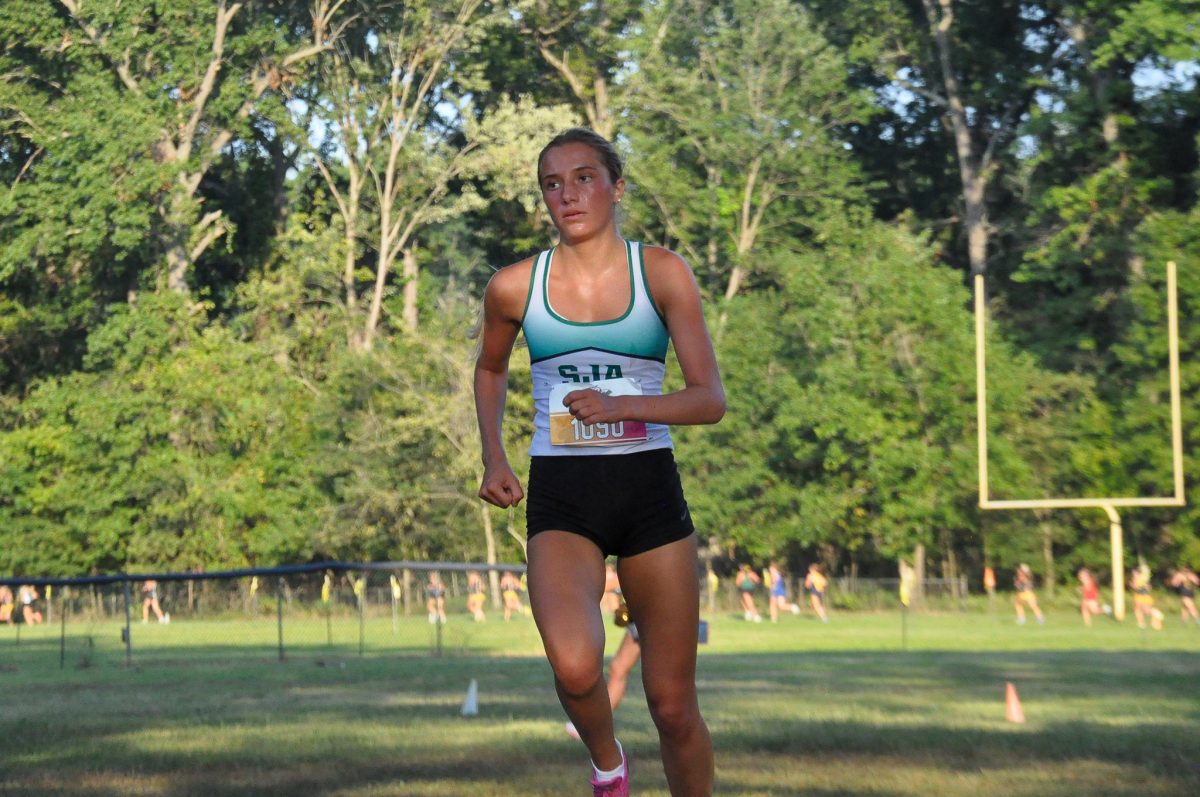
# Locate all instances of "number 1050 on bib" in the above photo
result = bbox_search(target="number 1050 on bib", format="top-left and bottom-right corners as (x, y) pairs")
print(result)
(548, 378), (648, 447)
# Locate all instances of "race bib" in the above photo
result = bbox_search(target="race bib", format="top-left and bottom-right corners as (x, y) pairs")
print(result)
(548, 378), (648, 447)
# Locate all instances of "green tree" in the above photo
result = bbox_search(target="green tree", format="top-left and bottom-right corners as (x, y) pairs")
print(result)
(622, 0), (873, 336)
(678, 221), (1073, 575)
(1006, 0), (1199, 372)
(0, 292), (322, 575)
(1110, 211), (1200, 568)
(514, 0), (645, 139)
(0, 0), (342, 389)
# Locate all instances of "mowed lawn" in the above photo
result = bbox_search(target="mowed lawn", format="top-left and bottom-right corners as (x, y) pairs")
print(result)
(1, 610), (1198, 796)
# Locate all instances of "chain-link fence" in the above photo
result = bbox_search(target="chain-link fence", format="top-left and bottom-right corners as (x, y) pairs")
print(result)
(3, 563), (979, 672)
(0, 562), (527, 671)
(704, 574), (972, 615)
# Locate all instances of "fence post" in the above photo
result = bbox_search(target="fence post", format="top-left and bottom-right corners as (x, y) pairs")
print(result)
(402, 569), (412, 616)
(391, 574), (400, 634)
(123, 579), (132, 666)
(324, 572), (333, 648)
(358, 573), (366, 657)
(276, 577), (285, 662)
(60, 586), (67, 669)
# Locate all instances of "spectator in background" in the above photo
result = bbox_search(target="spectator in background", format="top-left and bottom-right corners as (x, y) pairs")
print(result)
(466, 570), (487, 622)
(805, 564), (829, 624)
(142, 579), (169, 624)
(1166, 567), (1199, 625)
(767, 561), (801, 622)
(499, 570), (526, 621)
(1013, 564), (1044, 626)
(1129, 564), (1162, 631)
(601, 562), (622, 615)
(425, 571), (447, 625)
(1077, 567), (1103, 626)
(0, 585), (13, 624)
(17, 585), (43, 625)
(736, 564), (762, 623)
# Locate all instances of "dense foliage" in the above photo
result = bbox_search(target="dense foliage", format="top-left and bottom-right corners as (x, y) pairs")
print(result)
(2, 0), (1197, 586)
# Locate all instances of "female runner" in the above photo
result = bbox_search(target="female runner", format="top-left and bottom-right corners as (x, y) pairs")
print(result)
(475, 128), (724, 796)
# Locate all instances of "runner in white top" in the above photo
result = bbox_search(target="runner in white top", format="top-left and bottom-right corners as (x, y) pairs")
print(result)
(475, 128), (723, 797)
(523, 238), (673, 457)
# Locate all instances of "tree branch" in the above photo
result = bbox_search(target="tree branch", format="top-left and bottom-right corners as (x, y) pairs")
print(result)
(312, 157), (351, 223)
(188, 221), (227, 262)
(58, 0), (143, 95)
(194, 209), (223, 233)
(9, 146), (44, 191)
(890, 73), (948, 109)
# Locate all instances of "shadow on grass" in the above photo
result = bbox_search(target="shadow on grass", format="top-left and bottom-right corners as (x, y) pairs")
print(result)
(0, 649), (1196, 796)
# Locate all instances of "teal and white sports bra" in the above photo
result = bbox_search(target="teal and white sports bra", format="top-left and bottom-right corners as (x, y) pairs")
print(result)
(522, 240), (673, 456)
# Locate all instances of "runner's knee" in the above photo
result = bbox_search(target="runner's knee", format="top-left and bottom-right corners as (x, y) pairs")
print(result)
(644, 681), (699, 738)
(548, 647), (604, 697)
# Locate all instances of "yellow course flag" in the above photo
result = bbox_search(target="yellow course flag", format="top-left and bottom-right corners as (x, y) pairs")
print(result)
(353, 577), (365, 598)
(250, 576), (259, 596)
(321, 572), (332, 604)
(390, 575), (402, 600)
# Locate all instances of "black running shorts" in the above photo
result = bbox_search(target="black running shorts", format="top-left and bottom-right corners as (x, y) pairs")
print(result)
(526, 448), (695, 558)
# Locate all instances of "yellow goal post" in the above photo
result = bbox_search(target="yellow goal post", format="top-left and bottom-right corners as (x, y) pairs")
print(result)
(974, 261), (1186, 620)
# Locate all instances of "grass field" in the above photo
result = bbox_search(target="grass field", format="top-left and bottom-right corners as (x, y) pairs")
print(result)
(2, 609), (1198, 796)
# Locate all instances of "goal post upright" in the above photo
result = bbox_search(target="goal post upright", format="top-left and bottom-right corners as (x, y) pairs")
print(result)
(974, 262), (1186, 621)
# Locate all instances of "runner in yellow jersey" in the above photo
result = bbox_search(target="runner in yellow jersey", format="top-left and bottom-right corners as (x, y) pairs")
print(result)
(805, 564), (829, 623)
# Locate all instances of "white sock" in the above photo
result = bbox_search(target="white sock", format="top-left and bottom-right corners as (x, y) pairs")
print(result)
(592, 740), (625, 781)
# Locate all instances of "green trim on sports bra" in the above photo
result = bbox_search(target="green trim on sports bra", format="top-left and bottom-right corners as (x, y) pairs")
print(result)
(542, 239), (636, 327)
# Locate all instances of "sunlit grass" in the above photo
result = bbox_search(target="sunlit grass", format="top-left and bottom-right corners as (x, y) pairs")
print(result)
(1, 610), (1197, 795)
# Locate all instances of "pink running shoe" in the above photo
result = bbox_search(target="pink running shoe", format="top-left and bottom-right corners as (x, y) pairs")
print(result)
(590, 749), (629, 797)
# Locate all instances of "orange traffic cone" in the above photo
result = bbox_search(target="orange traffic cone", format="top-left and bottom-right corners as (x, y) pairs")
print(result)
(1004, 682), (1025, 724)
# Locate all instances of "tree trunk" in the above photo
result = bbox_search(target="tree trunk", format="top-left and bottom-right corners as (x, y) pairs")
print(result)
(924, 0), (991, 276)
(163, 192), (195, 292)
(481, 503), (501, 610)
(341, 171), (362, 315)
(717, 158), (764, 338)
(267, 133), (291, 231)
(1062, 18), (1119, 151)
(1038, 511), (1056, 597)
(945, 545), (961, 600)
(913, 543), (926, 607)
(505, 511), (526, 558)
(963, 173), (989, 276)
(402, 245), (419, 334)
(363, 244), (390, 351)
(590, 74), (613, 140)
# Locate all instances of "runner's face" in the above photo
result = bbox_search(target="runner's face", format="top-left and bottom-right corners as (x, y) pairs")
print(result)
(539, 142), (624, 240)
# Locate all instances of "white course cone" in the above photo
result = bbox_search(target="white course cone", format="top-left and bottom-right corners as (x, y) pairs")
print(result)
(461, 678), (479, 717)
